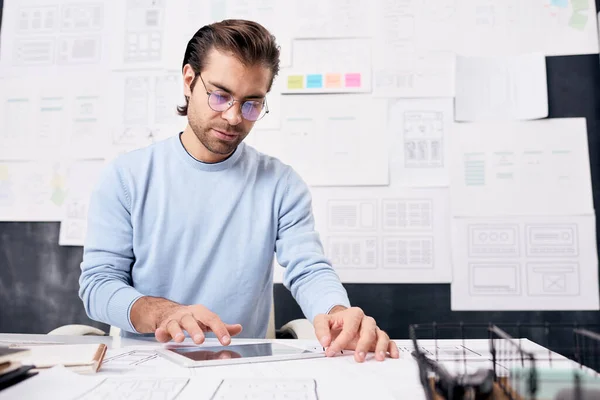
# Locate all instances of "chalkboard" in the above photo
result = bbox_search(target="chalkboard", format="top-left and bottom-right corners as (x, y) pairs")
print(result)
(0, 1), (599, 342)
(0, 222), (108, 334)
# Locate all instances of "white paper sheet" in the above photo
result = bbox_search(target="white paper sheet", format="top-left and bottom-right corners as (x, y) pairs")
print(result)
(0, 160), (69, 221)
(283, 0), (373, 39)
(274, 187), (452, 283)
(455, 54), (548, 121)
(109, 0), (172, 70)
(0, 366), (105, 400)
(450, 215), (599, 310)
(388, 98), (453, 187)
(276, 95), (388, 186)
(109, 71), (186, 154)
(456, 0), (599, 57)
(0, 76), (110, 160)
(283, 38), (372, 94)
(0, 0), (112, 77)
(212, 379), (318, 400)
(59, 159), (105, 246)
(450, 118), (594, 216)
(370, 0), (456, 97)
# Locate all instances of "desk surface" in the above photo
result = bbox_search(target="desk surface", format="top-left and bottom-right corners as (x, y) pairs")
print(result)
(0, 333), (576, 400)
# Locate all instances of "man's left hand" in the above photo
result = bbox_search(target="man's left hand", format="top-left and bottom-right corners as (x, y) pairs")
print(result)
(313, 306), (400, 363)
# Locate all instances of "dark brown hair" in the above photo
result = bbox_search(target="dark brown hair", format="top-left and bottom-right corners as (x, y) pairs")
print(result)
(177, 19), (280, 116)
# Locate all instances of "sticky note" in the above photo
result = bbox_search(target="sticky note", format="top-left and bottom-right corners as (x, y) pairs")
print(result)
(306, 74), (323, 89)
(569, 11), (588, 30)
(550, 0), (568, 7)
(571, 0), (589, 11)
(287, 75), (304, 89)
(325, 73), (342, 88)
(345, 73), (361, 88)
(0, 165), (8, 180)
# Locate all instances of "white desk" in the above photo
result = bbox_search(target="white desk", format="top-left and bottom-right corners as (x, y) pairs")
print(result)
(0, 333), (573, 400)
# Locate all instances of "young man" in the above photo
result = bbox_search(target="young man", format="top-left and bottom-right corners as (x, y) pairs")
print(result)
(79, 20), (399, 363)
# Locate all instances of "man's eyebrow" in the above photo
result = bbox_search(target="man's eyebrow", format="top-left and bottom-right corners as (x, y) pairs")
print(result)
(208, 80), (266, 100)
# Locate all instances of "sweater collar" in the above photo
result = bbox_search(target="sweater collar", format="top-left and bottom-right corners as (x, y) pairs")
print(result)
(172, 132), (244, 172)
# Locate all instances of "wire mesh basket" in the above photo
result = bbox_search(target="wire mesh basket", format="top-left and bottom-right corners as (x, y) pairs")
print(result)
(409, 322), (600, 400)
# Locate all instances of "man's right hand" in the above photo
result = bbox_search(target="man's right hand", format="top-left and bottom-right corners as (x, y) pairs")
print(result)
(130, 296), (243, 345)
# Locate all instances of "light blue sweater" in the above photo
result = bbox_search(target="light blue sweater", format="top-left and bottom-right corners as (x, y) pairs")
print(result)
(79, 134), (350, 338)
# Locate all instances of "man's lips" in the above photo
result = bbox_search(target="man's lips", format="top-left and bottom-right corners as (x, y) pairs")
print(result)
(212, 129), (239, 141)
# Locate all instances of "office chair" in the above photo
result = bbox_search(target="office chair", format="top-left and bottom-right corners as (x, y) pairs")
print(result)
(48, 302), (316, 340)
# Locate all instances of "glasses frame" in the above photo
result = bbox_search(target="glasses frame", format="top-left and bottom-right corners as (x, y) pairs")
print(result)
(197, 74), (269, 121)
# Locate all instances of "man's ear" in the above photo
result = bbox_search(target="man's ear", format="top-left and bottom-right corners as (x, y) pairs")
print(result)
(183, 64), (196, 97)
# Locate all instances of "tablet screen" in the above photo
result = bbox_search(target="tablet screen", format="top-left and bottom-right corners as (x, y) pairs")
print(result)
(166, 343), (313, 361)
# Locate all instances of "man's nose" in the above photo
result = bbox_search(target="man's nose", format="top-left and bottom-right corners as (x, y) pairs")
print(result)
(221, 103), (243, 125)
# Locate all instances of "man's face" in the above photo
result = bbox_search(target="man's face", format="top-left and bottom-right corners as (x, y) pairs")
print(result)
(183, 49), (271, 159)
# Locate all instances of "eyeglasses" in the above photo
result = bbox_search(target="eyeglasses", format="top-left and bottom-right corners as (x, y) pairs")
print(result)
(198, 74), (269, 121)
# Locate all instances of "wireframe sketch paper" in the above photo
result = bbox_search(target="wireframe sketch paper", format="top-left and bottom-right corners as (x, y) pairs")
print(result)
(454, 53), (549, 121)
(450, 118), (594, 216)
(388, 98), (453, 187)
(278, 95), (389, 186)
(274, 186), (452, 283)
(0, 0), (112, 77)
(0, 75), (110, 160)
(450, 215), (599, 311)
(59, 160), (105, 246)
(370, 0), (456, 98)
(211, 379), (318, 400)
(0, 160), (69, 221)
(455, 0), (599, 57)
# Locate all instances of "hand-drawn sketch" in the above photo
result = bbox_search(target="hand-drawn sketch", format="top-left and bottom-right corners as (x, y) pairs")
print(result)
(212, 378), (318, 400)
(78, 377), (188, 400)
(382, 236), (434, 269)
(403, 110), (444, 168)
(468, 224), (519, 257)
(527, 262), (580, 296)
(525, 224), (578, 257)
(382, 198), (433, 231)
(327, 200), (377, 231)
(326, 236), (377, 269)
(469, 263), (521, 295)
(124, 0), (166, 63)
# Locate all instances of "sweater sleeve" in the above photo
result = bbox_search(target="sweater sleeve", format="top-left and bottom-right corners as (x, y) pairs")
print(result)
(78, 161), (143, 333)
(275, 168), (351, 323)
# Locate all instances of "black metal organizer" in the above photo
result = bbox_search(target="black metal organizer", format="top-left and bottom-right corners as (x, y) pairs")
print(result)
(409, 323), (600, 400)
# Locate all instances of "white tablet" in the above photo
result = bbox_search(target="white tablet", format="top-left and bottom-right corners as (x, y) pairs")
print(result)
(156, 342), (325, 367)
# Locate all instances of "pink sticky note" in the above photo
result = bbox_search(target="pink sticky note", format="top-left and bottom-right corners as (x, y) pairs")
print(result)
(345, 73), (361, 88)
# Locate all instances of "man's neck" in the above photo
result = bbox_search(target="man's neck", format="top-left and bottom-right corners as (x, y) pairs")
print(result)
(180, 126), (232, 163)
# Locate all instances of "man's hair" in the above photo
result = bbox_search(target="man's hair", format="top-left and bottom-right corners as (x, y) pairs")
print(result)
(177, 19), (280, 116)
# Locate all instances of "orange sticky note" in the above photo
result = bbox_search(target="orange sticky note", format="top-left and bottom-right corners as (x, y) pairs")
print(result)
(325, 73), (342, 88)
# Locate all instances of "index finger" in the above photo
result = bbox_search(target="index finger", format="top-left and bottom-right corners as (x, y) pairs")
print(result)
(313, 315), (332, 347)
(200, 312), (231, 345)
(328, 312), (362, 355)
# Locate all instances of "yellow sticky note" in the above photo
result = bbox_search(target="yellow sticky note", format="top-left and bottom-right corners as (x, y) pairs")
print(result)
(0, 165), (8, 180)
(287, 75), (304, 89)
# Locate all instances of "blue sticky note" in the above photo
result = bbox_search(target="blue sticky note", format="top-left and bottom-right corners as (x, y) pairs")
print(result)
(306, 74), (323, 89)
(551, 0), (568, 8)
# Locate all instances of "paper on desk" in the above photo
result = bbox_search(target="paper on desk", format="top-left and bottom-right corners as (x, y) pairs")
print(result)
(0, 366), (104, 400)
(455, 54), (548, 121)
(276, 95), (388, 186)
(388, 98), (453, 187)
(274, 186), (452, 283)
(450, 118), (594, 216)
(451, 215), (599, 311)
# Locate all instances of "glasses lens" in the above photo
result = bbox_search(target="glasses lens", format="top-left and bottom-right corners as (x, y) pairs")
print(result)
(241, 101), (265, 121)
(208, 91), (232, 111)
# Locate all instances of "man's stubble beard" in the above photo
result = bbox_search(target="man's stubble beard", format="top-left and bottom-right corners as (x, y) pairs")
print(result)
(189, 112), (248, 156)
